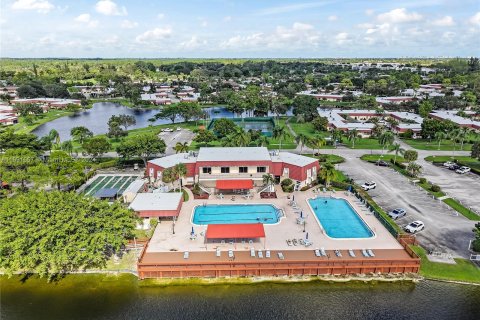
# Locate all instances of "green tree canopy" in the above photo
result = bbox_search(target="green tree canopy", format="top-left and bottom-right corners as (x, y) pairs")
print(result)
(292, 95), (318, 122)
(82, 136), (111, 160)
(116, 133), (166, 166)
(0, 191), (138, 279)
(213, 118), (237, 138)
(71, 126), (93, 144)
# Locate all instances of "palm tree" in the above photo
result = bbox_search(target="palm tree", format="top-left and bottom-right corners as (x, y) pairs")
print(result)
(174, 142), (189, 154)
(273, 126), (290, 150)
(388, 143), (405, 164)
(172, 163), (187, 191)
(320, 162), (337, 188)
(407, 162), (422, 178)
(60, 140), (74, 156)
(295, 133), (309, 154)
(331, 129), (342, 148)
(262, 174), (275, 192)
(347, 129), (358, 149)
(458, 127), (469, 151)
(48, 129), (60, 149)
(231, 127), (251, 147)
(308, 135), (326, 155)
(435, 131), (447, 150)
(296, 114), (305, 123)
(449, 128), (461, 158)
(255, 135), (269, 147)
(378, 131), (395, 154)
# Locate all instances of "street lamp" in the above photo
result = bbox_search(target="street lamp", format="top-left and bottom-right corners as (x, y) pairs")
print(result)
(172, 216), (176, 235)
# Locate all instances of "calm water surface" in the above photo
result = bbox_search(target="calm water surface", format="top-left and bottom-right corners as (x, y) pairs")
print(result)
(32, 103), (293, 141)
(1, 275), (479, 320)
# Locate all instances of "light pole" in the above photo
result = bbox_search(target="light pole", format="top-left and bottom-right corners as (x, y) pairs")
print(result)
(172, 216), (176, 235)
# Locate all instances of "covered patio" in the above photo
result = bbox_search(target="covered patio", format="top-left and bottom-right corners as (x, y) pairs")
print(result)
(215, 179), (254, 195)
(205, 223), (266, 248)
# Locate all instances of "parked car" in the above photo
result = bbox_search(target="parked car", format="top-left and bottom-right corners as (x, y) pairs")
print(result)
(361, 181), (377, 191)
(456, 166), (471, 174)
(176, 127), (182, 131)
(404, 221), (425, 233)
(443, 161), (454, 167)
(164, 128), (173, 132)
(448, 164), (460, 171)
(375, 160), (389, 167)
(387, 208), (407, 220)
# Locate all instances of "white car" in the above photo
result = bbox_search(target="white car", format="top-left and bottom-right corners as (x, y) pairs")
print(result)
(443, 161), (454, 168)
(404, 221), (425, 233)
(456, 166), (471, 174)
(361, 181), (377, 191)
(176, 127), (182, 131)
(164, 128), (173, 132)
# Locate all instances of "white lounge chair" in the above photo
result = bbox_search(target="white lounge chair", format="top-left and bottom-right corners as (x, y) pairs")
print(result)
(228, 249), (234, 258)
(368, 249), (375, 257)
(250, 248), (256, 257)
(314, 249), (321, 257)
(266, 250), (271, 258)
(216, 248), (221, 257)
(183, 251), (189, 259)
(277, 252), (285, 260)
(258, 250), (264, 258)
(362, 249), (369, 257)
(335, 249), (342, 257)
(320, 247), (327, 256)
(348, 249), (356, 257)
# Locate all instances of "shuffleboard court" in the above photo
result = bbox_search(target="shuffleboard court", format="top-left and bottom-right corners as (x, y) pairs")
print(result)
(83, 175), (142, 196)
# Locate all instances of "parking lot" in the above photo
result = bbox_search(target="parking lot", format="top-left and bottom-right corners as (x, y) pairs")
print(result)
(159, 128), (196, 155)
(337, 154), (477, 258)
(418, 158), (480, 211)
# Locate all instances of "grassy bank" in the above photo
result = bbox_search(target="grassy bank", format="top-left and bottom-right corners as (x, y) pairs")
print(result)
(443, 198), (480, 221)
(12, 110), (74, 134)
(402, 138), (473, 151)
(412, 246), (480, 284)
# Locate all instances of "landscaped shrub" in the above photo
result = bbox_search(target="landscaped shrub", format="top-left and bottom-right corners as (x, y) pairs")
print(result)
(331, 181), (351, 190)
(419, 177), (427, 184)
(281, 178), (293, 187)
(283, 185), (294, 193)
(317, 154), (328, 162)
(192, 183), (201, 195)
(430, 184), (441, 192)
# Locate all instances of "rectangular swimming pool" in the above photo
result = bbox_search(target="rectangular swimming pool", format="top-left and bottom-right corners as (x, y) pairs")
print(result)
(308, 198), (374, 239)
(192, 204), (281, 225)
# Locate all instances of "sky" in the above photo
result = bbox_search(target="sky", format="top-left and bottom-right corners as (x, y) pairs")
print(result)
(1, 0), (479, 58)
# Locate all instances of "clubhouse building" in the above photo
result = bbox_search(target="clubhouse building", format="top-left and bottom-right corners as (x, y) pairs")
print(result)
(147, 147), (320, 192)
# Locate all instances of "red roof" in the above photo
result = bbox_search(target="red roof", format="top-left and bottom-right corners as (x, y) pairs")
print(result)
(206, 223), (265, 239)
(216, 179), (253, 190)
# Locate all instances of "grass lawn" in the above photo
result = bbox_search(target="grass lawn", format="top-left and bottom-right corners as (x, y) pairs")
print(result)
(411, 246), (480, 284)
(304, 153), (345, 164)
(182, 188), (189, 201)
(103, 251), (138, 271)
(12, 110), (73, 134)
(443, 198), (480, 221)
(402, 138), (473, 151)
(345, 138), (383, 150)
(360, 154), (406, 163)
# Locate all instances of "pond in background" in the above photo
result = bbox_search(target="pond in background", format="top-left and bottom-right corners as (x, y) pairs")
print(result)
(32, 103), (293, 141)
(1, 274), (480, 320)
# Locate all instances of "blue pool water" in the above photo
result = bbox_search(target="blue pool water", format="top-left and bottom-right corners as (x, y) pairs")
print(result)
(193, 204), (281, 225)
(309, 198), (374, 238)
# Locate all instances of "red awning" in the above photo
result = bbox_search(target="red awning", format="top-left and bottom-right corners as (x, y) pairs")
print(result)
(206, 223), (265, 239)
(216, 179), (253, 190)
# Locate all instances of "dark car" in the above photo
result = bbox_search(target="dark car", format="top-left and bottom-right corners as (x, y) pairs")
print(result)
(375, 160), (389, 167)
(448, 164), (460, 171)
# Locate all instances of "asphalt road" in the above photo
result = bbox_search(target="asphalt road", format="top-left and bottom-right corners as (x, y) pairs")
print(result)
(336, 153), (476, 258)
(159, 129), (196, 155)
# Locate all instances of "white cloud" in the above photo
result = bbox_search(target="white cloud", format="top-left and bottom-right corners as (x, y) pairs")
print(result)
(223, 16), (232, 22)
(104, 35), (120, 44)
(432, 16), (455, 27)
(365, 9), (374, 16)
(335, 32), (351, 45)
(180, 36), (207, 50)
(135, 27), (172, 43)
(39, 35), (55, 45)
(328, 15), (338, 21)
(95, 0), (127, 16)
(357, 23), (374, 29)
(74, 14), (99, 28)
(220, 22), (322, 51)
(199, 19), (208, 27)
(377, 8), (423, 24)
(121, 20), (138, 29)
(256, 2), (331, 16)
(157, 13), (165, 19)
(11, 0), (54, 13)
(469, 12), (480, 26)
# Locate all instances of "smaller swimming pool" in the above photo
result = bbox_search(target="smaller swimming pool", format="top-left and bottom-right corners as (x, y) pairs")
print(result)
(309, 197), (374, 239)
(192, 204), (281, 225)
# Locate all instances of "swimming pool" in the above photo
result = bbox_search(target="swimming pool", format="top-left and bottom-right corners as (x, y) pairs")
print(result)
(192, 204), (281, 225)
(308, 198), (374, 239)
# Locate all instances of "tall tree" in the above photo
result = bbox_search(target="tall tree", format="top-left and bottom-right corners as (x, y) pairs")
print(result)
(71, 126), (93, 144)
(47, 151), (85, 190)
(272, 125), (290, 150)
(174, 141), (189, 153)
(319, 162), (336, 187)
(0, 148), (42, 190)
(116, 133), (166, 166)
(82, 136), (111, 160)
(0, 191), (137, 279)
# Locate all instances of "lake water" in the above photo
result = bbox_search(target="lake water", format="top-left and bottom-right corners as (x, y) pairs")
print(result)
(32, 103), (293, 141)
(1, 275), (479, 320)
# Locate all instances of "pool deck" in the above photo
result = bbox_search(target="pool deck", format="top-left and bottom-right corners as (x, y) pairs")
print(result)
(147, 188), (404, 254)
